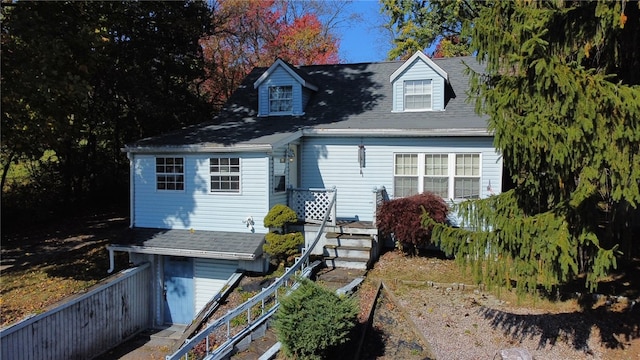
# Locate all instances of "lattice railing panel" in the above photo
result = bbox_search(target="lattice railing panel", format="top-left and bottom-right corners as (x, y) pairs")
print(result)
(289, 188), (335, 225)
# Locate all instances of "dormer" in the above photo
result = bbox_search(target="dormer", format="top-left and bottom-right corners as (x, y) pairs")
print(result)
(253, 58), (318, 117)
(390, 51), (449, 112)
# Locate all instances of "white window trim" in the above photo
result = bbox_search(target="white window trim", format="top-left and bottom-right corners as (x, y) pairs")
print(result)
(155, 156), (185, 192)
(268, 85), (293, 115)
(393, 153), (482, 200)
(452, 153), (481, 199)
(209, 157), (242, 194)
(403, 79), (433, 111)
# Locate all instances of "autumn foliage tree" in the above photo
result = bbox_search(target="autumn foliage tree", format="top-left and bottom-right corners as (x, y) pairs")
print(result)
(199, 0), (341, 110)
(376, 192), (449, 254)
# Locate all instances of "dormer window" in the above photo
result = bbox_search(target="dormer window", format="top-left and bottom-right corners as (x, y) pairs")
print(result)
(404, 80), (432, 111)
(390, 51), (448, 112)
(269, 85), (293, 114)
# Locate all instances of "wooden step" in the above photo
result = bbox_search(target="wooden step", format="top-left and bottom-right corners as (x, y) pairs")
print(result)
(324, 245), (371, 259)
(324, 235), (373, 248)
(324, 256), (369, 270)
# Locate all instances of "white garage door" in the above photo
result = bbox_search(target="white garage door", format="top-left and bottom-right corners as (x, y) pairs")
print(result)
(194, 259), (239, 313)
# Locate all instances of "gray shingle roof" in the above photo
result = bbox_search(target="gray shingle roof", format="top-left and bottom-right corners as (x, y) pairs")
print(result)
(111, 228), (265, 260)
(125, 56), (488, 152)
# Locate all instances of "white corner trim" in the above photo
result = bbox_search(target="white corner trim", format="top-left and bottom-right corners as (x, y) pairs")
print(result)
(253, 59), (318, 91)
(390, 51), (449, 82)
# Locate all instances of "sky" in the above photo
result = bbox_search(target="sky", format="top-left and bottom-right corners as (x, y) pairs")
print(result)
(337, 0), (392, 64)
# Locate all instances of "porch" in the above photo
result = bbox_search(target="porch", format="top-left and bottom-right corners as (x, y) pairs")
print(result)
(288, 186), (389, 269)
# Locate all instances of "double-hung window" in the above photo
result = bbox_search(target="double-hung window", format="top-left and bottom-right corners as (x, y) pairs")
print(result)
(423, 154), (449, 198)
(394, 154), (418, 198)
(156, 157), (184, 191)
(454, 154), (480, 199)
(210, 157), (240, 193)
(394, 153), (481, 199)
(269, 85), (293, 113)
(404, 79), (432, 111)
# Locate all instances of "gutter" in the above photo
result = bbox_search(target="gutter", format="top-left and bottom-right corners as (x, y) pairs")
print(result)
(302, 128), (493, 137)
(120, 144), (274, 154)
(107, 244), (257, 265)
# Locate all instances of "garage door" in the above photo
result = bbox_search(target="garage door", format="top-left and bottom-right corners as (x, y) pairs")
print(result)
(194, 259), (238, 313)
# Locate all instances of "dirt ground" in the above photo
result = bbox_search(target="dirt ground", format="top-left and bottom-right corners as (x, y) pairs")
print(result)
(366, 250), (640, 360)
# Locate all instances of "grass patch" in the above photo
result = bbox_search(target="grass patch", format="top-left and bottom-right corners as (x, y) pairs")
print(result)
(368, 248), (622, 313)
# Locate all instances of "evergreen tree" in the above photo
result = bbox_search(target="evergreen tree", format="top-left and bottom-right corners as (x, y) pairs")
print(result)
(413, 1), (640, 293)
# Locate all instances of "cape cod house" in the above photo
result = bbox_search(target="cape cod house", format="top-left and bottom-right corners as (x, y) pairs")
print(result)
(107, 51), (502, 326)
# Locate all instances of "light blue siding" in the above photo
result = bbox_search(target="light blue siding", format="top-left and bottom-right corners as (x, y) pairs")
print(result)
(299, 137), (501, 222)
(194, 259), (238, 313)
(257, 66), (304, 116)
(132, 153), (270, 233)
(392, 58), (446, 111)
(269, 146), (289, 208)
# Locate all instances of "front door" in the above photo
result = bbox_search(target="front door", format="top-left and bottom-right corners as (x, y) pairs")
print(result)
(163, 256), (194, 324)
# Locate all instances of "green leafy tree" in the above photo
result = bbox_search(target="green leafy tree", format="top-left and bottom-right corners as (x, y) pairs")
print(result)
(424, 1), (640, 293)
(2, 1), (212, 213)
(274, 277), (358, 360)
(381, 0), (477, 60)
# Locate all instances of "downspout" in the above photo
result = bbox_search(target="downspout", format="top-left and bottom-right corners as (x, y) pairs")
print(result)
(107, 247), (115, 273)
(127, 152), (135, 228)
(107, 152), (134, 274)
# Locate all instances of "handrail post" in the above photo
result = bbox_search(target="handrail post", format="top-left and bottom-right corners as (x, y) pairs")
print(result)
(330, 186), (337, 226)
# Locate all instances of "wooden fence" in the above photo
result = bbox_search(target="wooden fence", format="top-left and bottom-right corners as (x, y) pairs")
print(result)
(0, 263), (152, 360)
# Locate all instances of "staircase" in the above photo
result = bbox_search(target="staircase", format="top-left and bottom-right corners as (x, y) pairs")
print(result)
(323, 232), (375, 270)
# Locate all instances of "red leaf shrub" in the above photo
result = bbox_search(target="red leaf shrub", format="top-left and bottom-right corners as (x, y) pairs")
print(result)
(376, 192), (449, 250)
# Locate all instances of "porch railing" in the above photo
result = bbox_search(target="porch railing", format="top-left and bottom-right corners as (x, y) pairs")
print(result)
(166, 190), (337, 360)
(288, 187), (337, 226)
(372, 186), (389, 226)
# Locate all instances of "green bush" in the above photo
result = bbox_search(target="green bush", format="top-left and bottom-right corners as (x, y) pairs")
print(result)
(264, 204), (298, 228)
(263, 204), (303, 265)
(263, 232), (304, 264)
(274, 278), (358, 360)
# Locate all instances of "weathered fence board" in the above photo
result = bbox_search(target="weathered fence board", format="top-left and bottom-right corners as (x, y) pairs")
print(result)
(0, 263), (152, 360)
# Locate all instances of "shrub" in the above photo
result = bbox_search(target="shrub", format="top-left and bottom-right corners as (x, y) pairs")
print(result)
(264, 204), (298, 229)
(263, 204), (303, 265)
(274, 278), (358, 360)
(263, 232), (304, 264)
(376, 192), (449, 253)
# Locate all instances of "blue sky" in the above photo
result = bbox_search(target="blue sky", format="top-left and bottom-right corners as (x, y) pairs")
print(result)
(337, 0), (391, 63)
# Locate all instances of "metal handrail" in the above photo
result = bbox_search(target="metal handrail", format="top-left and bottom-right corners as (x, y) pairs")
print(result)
(166, 191), (337, 360)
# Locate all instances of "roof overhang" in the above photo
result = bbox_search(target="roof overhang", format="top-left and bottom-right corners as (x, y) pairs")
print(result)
(121, 144), (273, 154)
(108, 244), (258, 260)
(302, 128), (492, 137)
(122, 130), (304, 154)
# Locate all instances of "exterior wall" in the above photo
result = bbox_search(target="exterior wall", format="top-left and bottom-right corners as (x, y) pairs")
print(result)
(257, 66), (304, 116)
(392, 58), (446, 111)
(131, 153), (270, 233)
(194, 259), (239, 314)
(299, 136), (502, 222)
